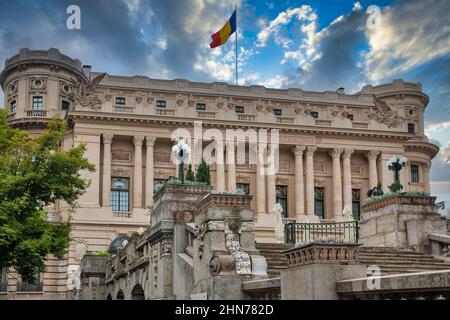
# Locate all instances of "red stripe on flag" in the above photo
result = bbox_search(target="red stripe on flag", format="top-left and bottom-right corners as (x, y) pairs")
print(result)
(210, 32), (222, 48)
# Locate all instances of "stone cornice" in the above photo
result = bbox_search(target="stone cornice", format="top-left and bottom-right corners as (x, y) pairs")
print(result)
(196, 193), (253, 215)
(67, 110), (418, 143)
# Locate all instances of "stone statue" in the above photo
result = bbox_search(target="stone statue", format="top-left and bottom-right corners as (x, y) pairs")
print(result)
(273, 203), (284, 243)
(171, 138), (191, 183)
(342, 205), (353, 221)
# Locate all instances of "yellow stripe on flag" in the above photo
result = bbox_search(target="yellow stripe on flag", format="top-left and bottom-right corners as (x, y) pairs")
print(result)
(219, 22), (232, 44)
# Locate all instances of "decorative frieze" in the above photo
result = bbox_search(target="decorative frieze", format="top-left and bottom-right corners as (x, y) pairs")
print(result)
(285, 243), (360, 267)
(196, 193), (253, 215)
(369, 97), (404, 128)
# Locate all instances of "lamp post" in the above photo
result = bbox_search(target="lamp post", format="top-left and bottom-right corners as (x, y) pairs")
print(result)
(386, 155), (407, 192)
(171, 138), (191, 184)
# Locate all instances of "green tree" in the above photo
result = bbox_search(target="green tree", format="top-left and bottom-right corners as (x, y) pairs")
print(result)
(195, 158), (211, 185)
(186, 164), (195, 182)
(0, 111), (94, 282)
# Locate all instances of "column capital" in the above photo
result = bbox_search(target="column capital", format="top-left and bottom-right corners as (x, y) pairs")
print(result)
(133, 135), (145, 147)
(102, 134), (114, 145)
(365, 150), (381, 160)
(146, 136), (157, 147)
(306, 145), (317, 156)
(342, 148), (354, 159)
(329, 148), (343, 159)
(292, 145), (307, 157)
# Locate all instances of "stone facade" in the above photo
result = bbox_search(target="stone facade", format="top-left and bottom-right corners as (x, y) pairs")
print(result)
(0, 48), (440, 299)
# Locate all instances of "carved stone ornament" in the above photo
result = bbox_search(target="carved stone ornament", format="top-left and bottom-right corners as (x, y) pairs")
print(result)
(70, 73), (106, 109)
(188, 94), (195, 107)
(216, 96), (224, 109)
(225, 233), (252, 275)
(368, 97), (404, 128)
(255, 99), (264, 112)
(176, 94), (186, 107)
(147, 92), (154, 104)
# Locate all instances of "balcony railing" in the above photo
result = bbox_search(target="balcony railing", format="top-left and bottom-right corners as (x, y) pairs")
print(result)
(197, 111), (216, 119)
(155, 108), (176, 116)
(276, 116), (295, 124)
(237, 114), (256, 122)
(352, 122), (369, 129)
(315, 119), (332, 126)
(113, 105), (134, 113)
(17, 283), (43, 292)
(113, 211), (132, 218)
(26, 109), (47, 117)
(285, 221), (359, 245)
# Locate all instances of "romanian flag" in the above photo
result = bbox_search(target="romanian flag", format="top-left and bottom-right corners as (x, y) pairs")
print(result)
(210, 10), (237, 49)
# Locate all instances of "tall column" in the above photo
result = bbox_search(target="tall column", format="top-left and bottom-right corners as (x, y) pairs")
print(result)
(329, 148), (343, 219)
(292, 146), (306, 219)
(102, 134), (113, 207)
(256, 143), (267, 215)
(342, 148), (354, 214)
(305, 146), (317, 217)
(226, 140), (236, 192)
(366, 150), (380, 189)
(216, 140), (225, 192)
(133, 136), (144, 209)
(266, 143), (277, 215)
(145, 136), (156, 207)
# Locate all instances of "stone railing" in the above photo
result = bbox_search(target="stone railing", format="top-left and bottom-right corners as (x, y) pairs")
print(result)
(429, 233), (450, 257)
(113, 105), (134, 113)
(284, 242), (360, 267)
(195, 192), (253, 214)
(26, 109), (48, 117)
(362, 194), (436, 213)
(237, 114), (256, 122)
(276, 116), (295, 124)
(352, 122), (369, 129)
(197, 110), (216, 119)
(153, 181), (212, 204)
(315, 119), (332, 126)
(285, 221), (359, 245)
(155, 108), (176, 116)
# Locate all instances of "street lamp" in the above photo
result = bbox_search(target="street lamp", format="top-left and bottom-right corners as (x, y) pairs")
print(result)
(171, 138), (191, 184)
(386, 155), (407, 192)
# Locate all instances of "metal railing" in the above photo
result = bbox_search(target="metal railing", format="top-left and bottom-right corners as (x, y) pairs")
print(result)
(16, 283), (43, 292)
(285, 221), (359, 245)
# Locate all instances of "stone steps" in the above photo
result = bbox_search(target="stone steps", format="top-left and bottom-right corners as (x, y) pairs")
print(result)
(256, 243), (292, 278)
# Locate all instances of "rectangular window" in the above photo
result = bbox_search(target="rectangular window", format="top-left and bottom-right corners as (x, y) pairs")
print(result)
(273, 108), (282, 116)
(408, 123), (415, 133)
(235, 106), (245, 113)
(236, 183), (250, 195)
(10, 100), (17, 113)
(411, 164), (419, 183)
(347, 114), (354, 121)
(314, 187), (325, 219)
(32, 96), (43, 110)
(156, 100), (166, 108)
(310, 111), (319, 119)
(18, 268), (42, 292)
(352, 189), (361, 220)
(111, 177), (130, 212)
(61, 100), (70, 111)
(115, 97), (126, 105)
(196, 103), (206, 111)
(154, 179), (166, 194)
(276, 185), (288, 218)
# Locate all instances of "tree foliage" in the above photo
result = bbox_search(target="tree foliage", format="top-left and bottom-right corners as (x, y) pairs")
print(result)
(195, 158), (211, 185)
(186, 164), (195, 182)
(0, 111), (94, 282)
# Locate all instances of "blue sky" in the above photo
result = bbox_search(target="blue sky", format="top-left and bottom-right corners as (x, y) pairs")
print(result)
(0, 0), (449, 201)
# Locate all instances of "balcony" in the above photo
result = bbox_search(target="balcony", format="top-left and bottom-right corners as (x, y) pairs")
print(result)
(285, 221), (359, 245)
(352, 122), (369, 129)
(155, 108), (176, 116)
(276, 116), (295, 124)
(197, 111), (216, 119)
(315, 119), (332, 126)
(113, 105), (135, 113)
(25, 109), (47, 117)
(113, 211), (132, 218)
(237, 114), (256, 122)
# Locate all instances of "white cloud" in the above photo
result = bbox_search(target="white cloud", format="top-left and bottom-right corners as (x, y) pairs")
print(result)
(363, 0), (450, 81)
(353, 2), (363, 12)
(260, 75), (289, 88)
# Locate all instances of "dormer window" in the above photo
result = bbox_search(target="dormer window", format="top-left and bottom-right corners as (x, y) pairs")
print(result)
(235, 106), (244, 113)
(273, 108), (282, 116)
(115, 97), (126, 105)
(10, 100), (17, 113)
(196, 103), (206, 111)
(408, 123), (415, 133)
(310, 111), (319, 118)
(156, 100), (166, 108)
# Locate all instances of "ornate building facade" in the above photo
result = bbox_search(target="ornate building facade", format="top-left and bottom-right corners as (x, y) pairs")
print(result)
(0, 48), (439, 299)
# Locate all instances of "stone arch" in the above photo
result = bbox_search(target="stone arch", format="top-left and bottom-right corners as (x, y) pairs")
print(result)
(116, 290), (125, 300)
(106, 293), (112, 300)
(131, 284), (145, 300)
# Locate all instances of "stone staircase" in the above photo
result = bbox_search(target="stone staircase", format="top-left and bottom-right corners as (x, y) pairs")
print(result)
(358, 247), (450, 275)
(256, 243), (292, 278)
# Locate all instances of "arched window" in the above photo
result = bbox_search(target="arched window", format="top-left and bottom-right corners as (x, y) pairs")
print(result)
(131, 284), (145, 300)
(116, 290), (125, 300)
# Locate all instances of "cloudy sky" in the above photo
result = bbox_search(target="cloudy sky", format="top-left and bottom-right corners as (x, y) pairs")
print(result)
(0, 0), (449, 201)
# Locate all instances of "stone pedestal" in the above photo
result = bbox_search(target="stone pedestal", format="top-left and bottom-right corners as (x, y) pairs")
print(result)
(360, 195), (447, 252)
(78, 255), (108, 300)
(191, 193), (268, 300)
(281, 243), (365, 300)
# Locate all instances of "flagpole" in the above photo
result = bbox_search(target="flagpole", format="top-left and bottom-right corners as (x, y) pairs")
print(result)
(235, 2), (238, 85)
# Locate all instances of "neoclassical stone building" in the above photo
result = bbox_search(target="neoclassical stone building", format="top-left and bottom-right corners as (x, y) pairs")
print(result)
(0, 48), (439, 299)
